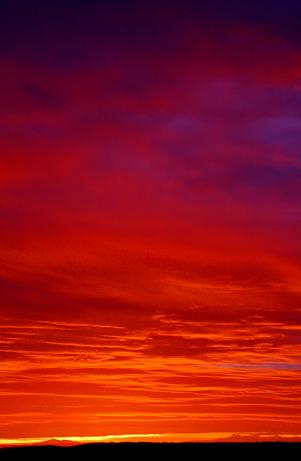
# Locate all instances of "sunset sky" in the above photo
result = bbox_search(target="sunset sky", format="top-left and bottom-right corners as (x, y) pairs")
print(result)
(1, 0), (301, 444)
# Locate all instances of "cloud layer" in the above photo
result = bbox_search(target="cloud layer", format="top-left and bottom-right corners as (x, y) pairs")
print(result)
(0, 0), (301, 441)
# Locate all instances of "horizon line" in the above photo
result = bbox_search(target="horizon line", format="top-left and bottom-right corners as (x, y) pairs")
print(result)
(1, 432), (301, 446)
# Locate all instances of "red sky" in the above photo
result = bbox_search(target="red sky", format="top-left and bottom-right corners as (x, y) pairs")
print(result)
(0, 0), (301, 443)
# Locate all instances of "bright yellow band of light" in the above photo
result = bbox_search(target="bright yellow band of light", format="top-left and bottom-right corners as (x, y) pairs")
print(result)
(1, 432), (300, 446)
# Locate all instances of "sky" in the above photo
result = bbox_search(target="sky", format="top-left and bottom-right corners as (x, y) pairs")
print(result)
(0, 0), (301, 443)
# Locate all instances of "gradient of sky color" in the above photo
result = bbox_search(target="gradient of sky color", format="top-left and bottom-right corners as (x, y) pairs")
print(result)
(0, 0), (301, 442)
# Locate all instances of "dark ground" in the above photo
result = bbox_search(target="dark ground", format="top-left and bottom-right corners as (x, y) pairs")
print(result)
(0, 442), (300, 459)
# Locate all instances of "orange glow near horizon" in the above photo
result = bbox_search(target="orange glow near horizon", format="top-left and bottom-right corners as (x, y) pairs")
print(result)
(1, 432), (301, 446)
(1, 1), (301, 444)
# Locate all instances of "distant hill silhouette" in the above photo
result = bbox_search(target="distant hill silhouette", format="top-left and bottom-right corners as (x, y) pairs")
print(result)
(0, 442), (300, 459)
